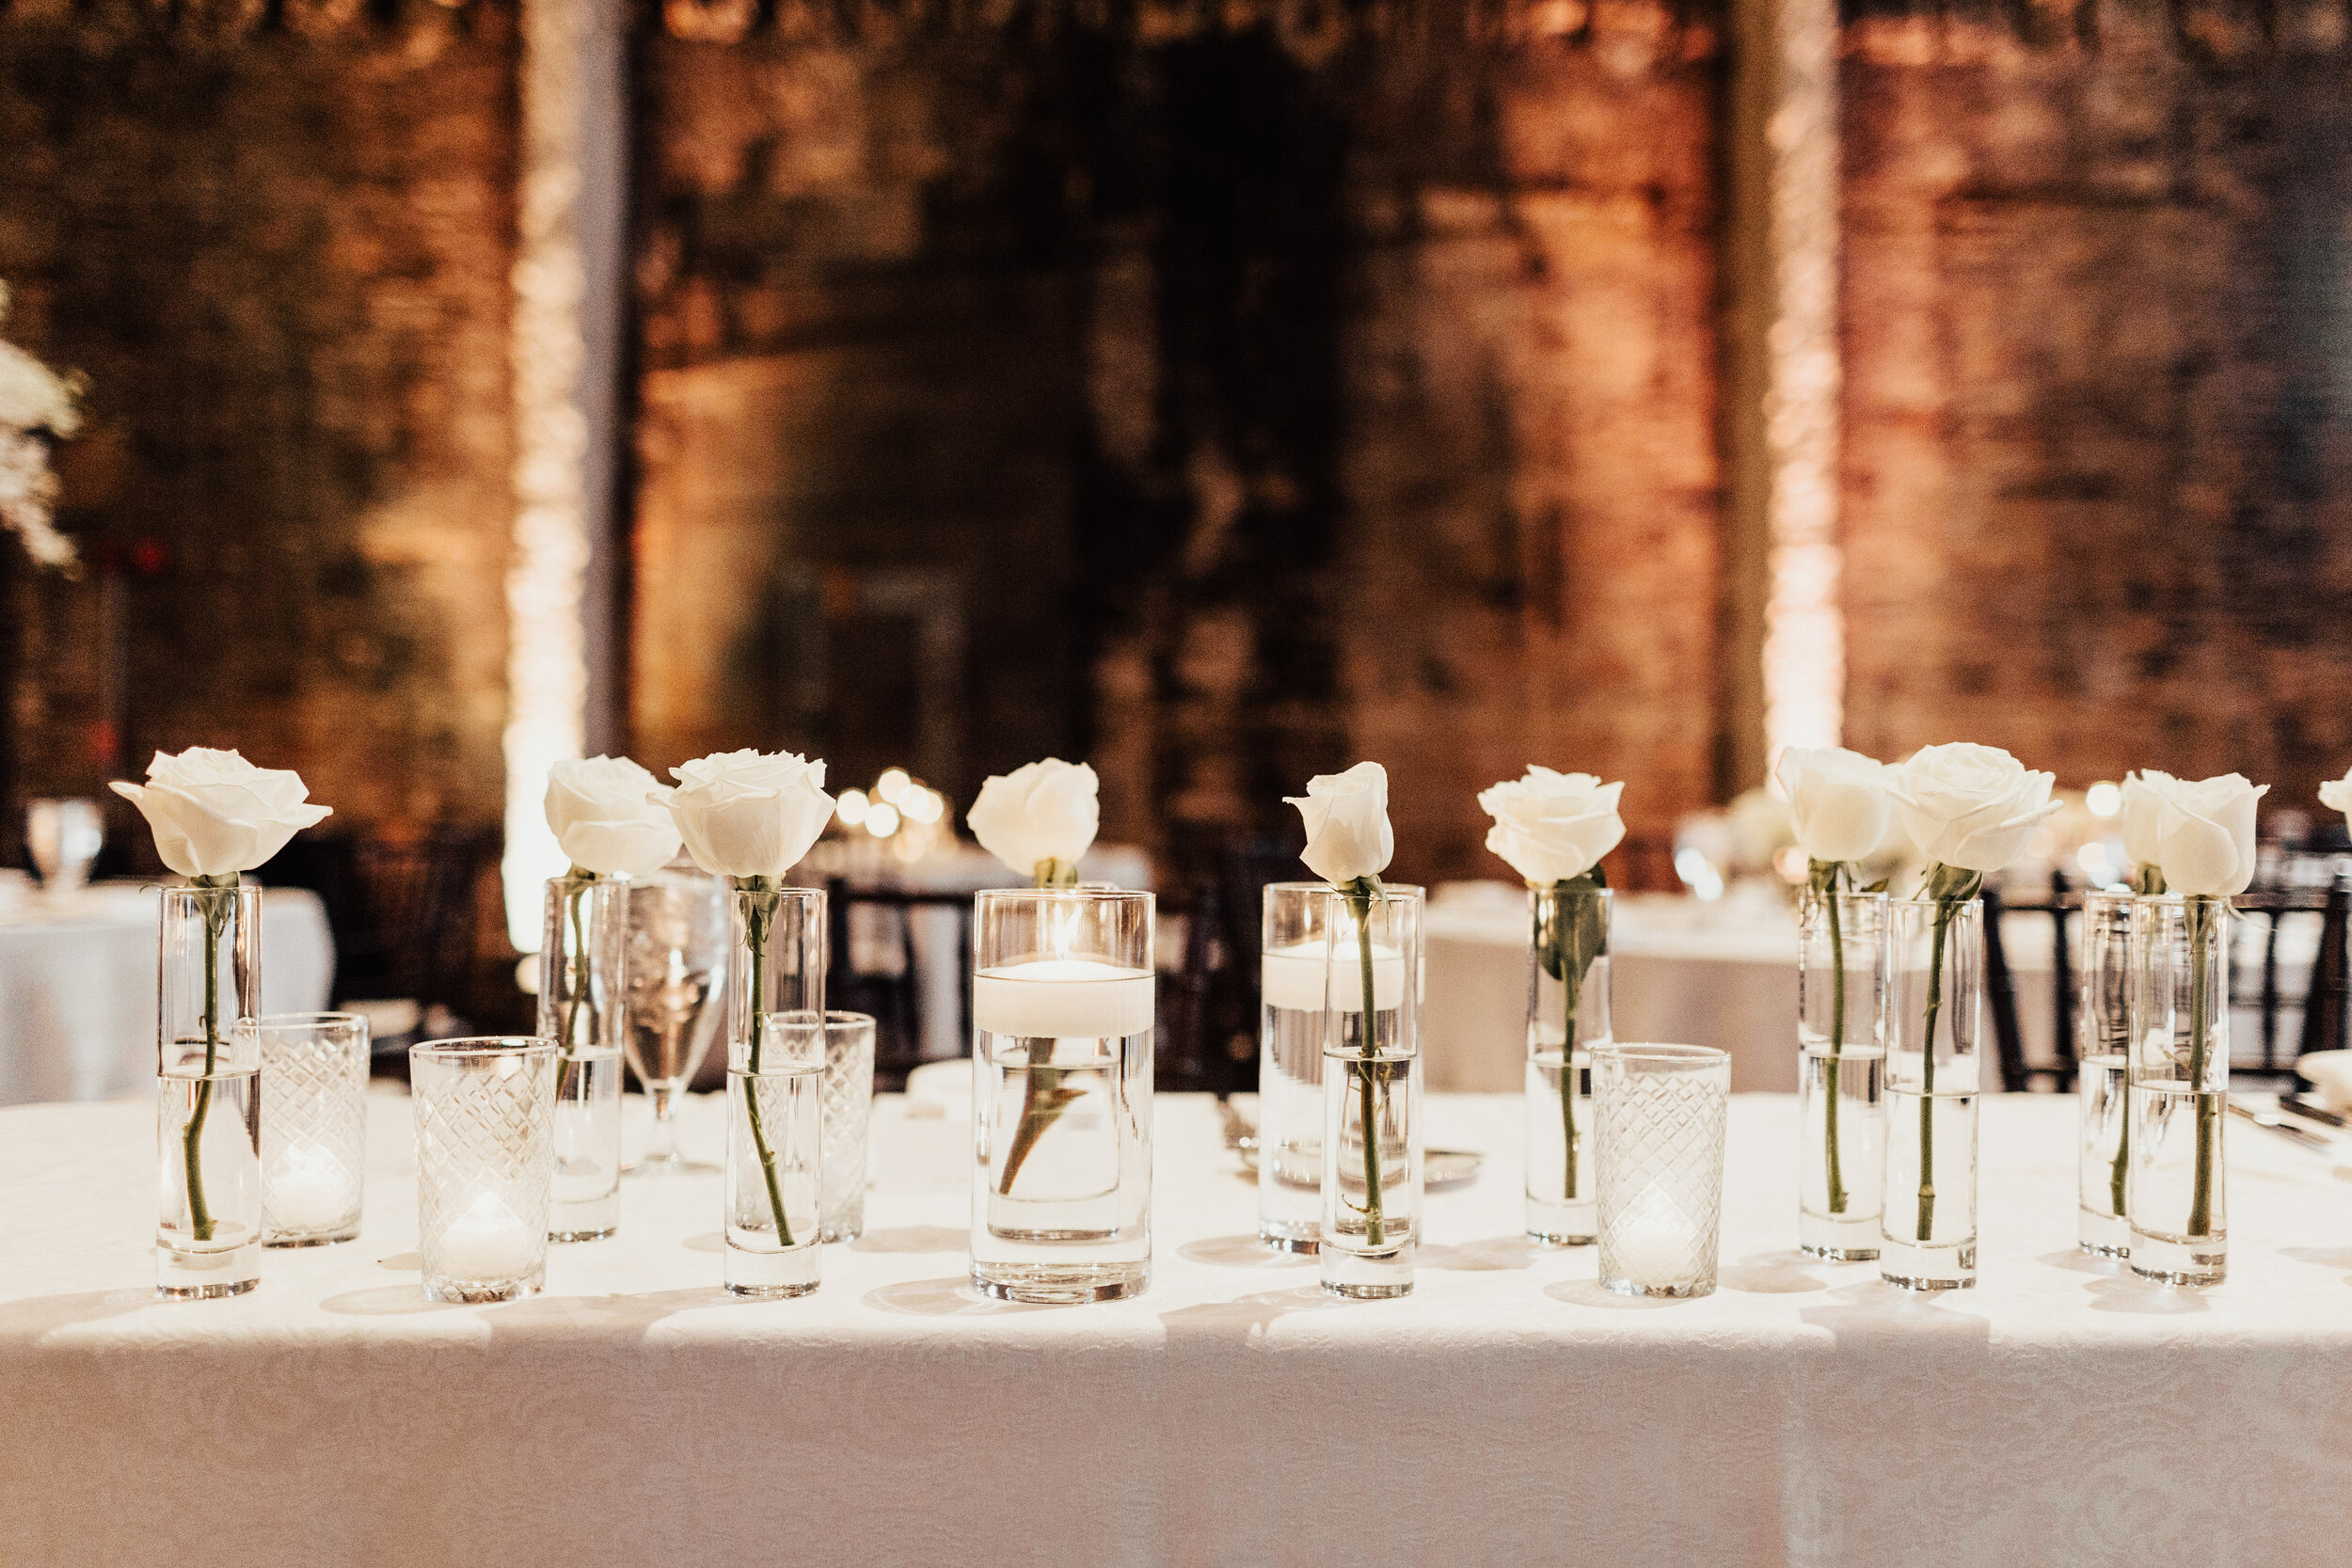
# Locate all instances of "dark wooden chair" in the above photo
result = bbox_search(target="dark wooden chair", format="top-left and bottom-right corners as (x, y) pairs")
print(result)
(1983, 871), (2076, 1093)
(824, 880), (974, 1092)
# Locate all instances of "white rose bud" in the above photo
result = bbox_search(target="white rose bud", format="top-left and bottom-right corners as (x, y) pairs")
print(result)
(2319, 770), (2352, 834)
(1888, 742), (2061, 875)
(1774, 747), (1892, 865)
(2119, 769), (2175, 870)
(653, 750), (834, 880)
(967, 759), (1100, 880)
(110, 747), (332, 879)
(2150, 772), (2266, 897)
(1287, 762), (1395, 885)
(1477, 768), (1625, 885)
(546, 756), (681, 878)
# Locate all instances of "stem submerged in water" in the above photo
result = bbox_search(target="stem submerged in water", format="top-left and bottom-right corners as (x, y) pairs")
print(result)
(1347, 880), (1387, 1248)
(1820, 869), (1849, 1215)
(180, 878), (237, 1244)
(2186, 895), (2219, 1239)
(735, 879), (793, 1248)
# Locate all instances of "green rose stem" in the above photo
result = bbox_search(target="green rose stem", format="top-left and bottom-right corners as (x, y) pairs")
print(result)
(2186, 894), (2219, 1239)
(1535, 870), (1606, 1202)
(552, 868), (599, 1104)
(180, 874), (237, 1243)
(1342, 876), (1387, 1248)
(1000, 857), (1085, 1193)
(735, 877), (793, 1247)
(1806, 861), (1851, 1215)
(1914, 863), (1982, 1243)
(2109, 864), (2162, 1217)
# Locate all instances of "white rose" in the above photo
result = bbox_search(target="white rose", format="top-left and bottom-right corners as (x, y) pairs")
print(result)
(1478, 768), (1625, 885)
(109, 747), (332, 878)
(2320, 771), (2352, 833)
(1287, 762), (1394, 885)
(967, 759), (1100, 879)
(546, 756), (681, 877)
(653, 750), (833, 880)
(2149, 773), (2266, 897)
(1888, 742), (2060, 875)
(2119, 769), (2174, 870)
(1774, 747), (1892, 864)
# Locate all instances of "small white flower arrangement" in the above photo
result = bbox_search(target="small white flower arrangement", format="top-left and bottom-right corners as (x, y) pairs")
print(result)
(0, 283), (83, 571)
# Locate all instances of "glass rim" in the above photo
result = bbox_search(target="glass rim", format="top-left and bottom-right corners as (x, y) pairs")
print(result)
(258, 1010), (367, 1031)
(1889, 894), (1984, 909)
(823, 1009), (875, 1032)
(1593, 1042), (1727, 1066)
(409, 1036), (559, 1061)
(974, 885), (1155, 911)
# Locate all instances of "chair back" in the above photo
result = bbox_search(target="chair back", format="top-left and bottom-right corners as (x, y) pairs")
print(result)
(1981, 871), (2077, 1093)
(825, 880), (973, 1090)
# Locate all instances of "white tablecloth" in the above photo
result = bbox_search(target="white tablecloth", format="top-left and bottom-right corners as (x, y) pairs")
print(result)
(0, 884), (335, 1105)
(1425, 895), (2059, 1094)
(2, 1089), (2346, 1566)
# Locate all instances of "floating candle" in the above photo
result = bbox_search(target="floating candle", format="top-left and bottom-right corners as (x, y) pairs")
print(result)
(1606, 1184), (1701, 1285)
(1261, 940), (1409, 1013)
(434, 1194), (539, 1281)
(973, 958), (1154, 1038)
(266, 1146), (351, 1233)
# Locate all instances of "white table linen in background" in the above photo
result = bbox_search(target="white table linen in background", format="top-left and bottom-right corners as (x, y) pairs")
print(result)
(2, 1090), (2347, 1567)
(0, 883), (335, 1105)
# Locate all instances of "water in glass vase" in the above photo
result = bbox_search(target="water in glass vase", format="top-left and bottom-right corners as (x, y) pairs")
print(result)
(2076, 1053), (2130, 1259)
(1523, 1045), (1593, 1245)
(1257, 994), (1324, 1251)
(724, 1065), (822, 1296)
(1321, 1042), (1419, 1296)
(972, 1027), (1152, 1302)
(550, 1050), (624, 1240)
(157, 1067), (262, 1298)
(1880, 1087), (1977, 1289)
(2128, 1079), (2226, 1285)
(1798, 1044), (1883, 1259)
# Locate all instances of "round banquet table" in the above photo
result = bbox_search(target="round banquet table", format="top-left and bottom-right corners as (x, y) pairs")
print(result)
(0, 881), (335, 1105)
(1, 1088), (2346, 1566)
(1425, 889), (2059, 1094)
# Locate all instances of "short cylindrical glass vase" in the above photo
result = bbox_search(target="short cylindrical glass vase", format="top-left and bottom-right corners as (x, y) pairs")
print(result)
(727, 1012), (824, 1296)
(971, 887), (1155, 1304)
(1259, 881), (1335, 1253)
(412, 1037), (559, 1304)
(157, 881), (263, 1299)
(260, 1011), (370, 1246)
(2129, 895), (2228, 1286)
(819, 1010), (876, 1243)
(1595, 1043), (1730, 1297)
(1797, 889), (1888, 1259)
(2075, 889), (2135, 1259)
(1881, 896), (1982, 1291)
(541, 875), (628, 1241)
(1525, 881), (1611, 1246)
(1319, 885), (1425, 1299)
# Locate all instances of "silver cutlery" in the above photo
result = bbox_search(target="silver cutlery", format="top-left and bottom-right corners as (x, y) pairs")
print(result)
(2230, 1101), (2334, 1152)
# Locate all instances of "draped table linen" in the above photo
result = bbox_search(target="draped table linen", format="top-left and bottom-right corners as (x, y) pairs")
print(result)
(1, 1091), (2345, 1567)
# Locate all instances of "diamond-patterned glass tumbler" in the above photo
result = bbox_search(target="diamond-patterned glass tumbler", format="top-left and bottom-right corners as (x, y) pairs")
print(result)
(1595, 1043), (1730, 1298)
(819, 1011), (875, 1243)
(260, 1012), (370, 1246)
(411, 1037), (559, 1303)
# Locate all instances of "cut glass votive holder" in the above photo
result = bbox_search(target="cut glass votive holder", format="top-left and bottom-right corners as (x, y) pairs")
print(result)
(1595, 1043), (1729, 1299)
(411, 1037), (559, 1304)
(820, 1010), (876, 1243)
(260, 1012), (370, 1246)
(727, 1011), (825, 1297)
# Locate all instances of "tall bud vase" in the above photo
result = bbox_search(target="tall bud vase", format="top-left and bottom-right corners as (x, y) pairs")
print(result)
(1259, 882), (1335, 1253)
(723, 881), (826, 1297)
(541, 875), (628, 1241)
(157, 880), (263, 1298)
(2075, 889), (2135, 1259)
(2129, 895), (2228, 1286)
(1881, 895), (1981, 1291)
(1524, 881), (1610, 1246)
(1320, 884), (1424, 1298)
(1797, 889), (1888, 1259)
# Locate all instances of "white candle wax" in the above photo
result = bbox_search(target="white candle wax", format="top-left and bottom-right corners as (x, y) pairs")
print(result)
(1608, 1185), (1702, 1284)
(267, 1147), (350, 1231)
(434, 1194), (539, 1281)
(1261, 940), (1408, 1013)
(973, 958), (1154, 1038)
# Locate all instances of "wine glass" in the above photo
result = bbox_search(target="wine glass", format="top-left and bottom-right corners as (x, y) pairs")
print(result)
(27, 799), (104, 897)
(623, 863), (730, 1175)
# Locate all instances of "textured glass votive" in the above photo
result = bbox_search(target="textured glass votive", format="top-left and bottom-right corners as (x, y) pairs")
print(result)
(260, 1012), (370, 1246)
(1595, 1043), (1729, 1299)
(727, 1011), (824, 1297)
(156, 881), (262, 1300)
(1319, 886), (1424, 1299)
(819, 1010), (876, 1243)
(412, 1037), (558, 1304)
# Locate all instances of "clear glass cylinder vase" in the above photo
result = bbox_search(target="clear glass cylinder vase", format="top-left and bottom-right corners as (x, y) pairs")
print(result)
(412, 1037), (558, 1303)
(1880, 896), (1982, 1291)
(2075, 889), (2135, 1259)
(1320, 885), (1424, 1299)
(622, 865), (730, 1176)
(157, 880), (263, 1299)
(727, 1013), (824, 1297)
(260, 1011), (369, 1246)
(2129, 895), (2228, 1286)
(1525, 882), (1611, 1246)
(1259, 881), (1336, 1253)
(970, 886), (1155, 1303)
(541, 876), (627, 1241)
(1797, 889), (1888, 1259)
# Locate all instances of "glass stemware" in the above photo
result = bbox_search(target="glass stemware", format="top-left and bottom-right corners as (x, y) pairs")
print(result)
(27, 798), (103, 896)
(622, 863), (730, 1175)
